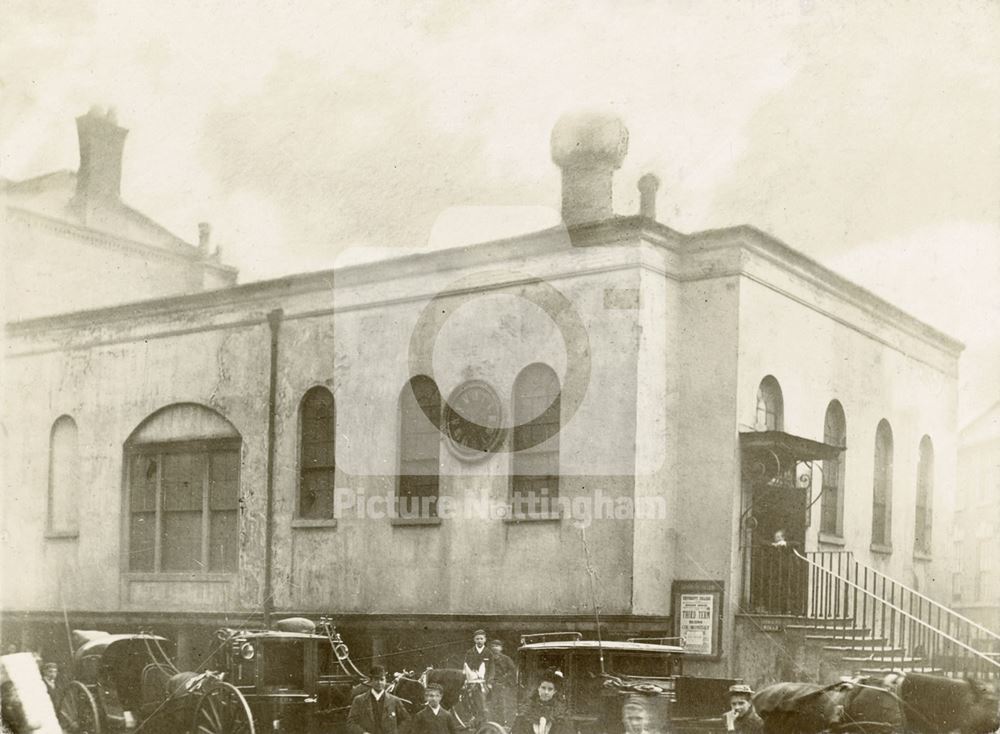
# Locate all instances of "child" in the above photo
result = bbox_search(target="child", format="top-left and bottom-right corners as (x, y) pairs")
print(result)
(410, 683), (464, 734)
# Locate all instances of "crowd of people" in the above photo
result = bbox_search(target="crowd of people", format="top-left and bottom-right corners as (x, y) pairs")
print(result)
(346, 630), (766, 734)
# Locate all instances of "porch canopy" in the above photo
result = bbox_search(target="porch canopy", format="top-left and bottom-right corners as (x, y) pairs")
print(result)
(740, 430), (844, 484)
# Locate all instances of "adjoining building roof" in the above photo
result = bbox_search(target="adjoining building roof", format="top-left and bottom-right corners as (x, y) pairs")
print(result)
(960, 400), (1000, 447)
(3, 170), (197, 256)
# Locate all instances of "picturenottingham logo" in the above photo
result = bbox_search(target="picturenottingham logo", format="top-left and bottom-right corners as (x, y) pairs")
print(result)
(332, 487), (666, 528)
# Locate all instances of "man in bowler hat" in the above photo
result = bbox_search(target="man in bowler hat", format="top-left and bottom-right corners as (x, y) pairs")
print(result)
(348, 665), (411, 734)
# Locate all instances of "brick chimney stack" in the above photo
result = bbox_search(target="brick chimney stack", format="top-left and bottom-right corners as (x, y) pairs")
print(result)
(73, 106), (127, 214)
(550, 111), (629, 225)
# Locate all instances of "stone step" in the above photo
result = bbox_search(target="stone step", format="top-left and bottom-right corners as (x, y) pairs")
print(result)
(787, 624), (871, 633)
(843, 655), (927, 665)
(803, 630), (878, 640)
(857, 666), (945, 675)
(823, 645), (906, 655)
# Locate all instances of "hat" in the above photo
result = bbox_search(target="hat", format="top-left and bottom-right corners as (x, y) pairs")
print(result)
(537, 668), (561, 686)
(729, 684), (754, 697)
(473, 629), (487, 637)
(41, 663), (58, 673)
(370, 665), (387, 679)
(425, 683), (444, 693)
(489, 639), (503, 647)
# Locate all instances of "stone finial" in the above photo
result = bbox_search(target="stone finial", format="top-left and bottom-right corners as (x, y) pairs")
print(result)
(637, 173), (660, 220)
(550, 111), (629, 225)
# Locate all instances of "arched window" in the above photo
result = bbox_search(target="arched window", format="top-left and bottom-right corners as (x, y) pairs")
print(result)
(48, 416), (79, 535)
(125, 404), (241, 573)
(914, 436), (934, 555)
(755, 376), (784, 431)
(820, 401), (846, 537)
(299, 387), (336, 519)
(872, 419), (894, 548)
(397, 376), (441, 519)
(511, 364), (561, 516)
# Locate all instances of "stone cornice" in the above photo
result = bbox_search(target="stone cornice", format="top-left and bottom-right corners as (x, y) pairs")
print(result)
(5, 205), (237, 276)
(5, 218), (962, 365)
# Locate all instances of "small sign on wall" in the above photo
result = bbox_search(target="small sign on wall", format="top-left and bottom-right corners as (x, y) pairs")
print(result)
(672, 580), (724, 658)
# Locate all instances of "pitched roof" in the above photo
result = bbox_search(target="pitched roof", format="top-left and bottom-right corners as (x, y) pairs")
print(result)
(3, 170), (198, 256)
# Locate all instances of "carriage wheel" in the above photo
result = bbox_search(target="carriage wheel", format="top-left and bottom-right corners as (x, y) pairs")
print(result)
(475, 722), (509, 734)
(191, 681), (255, 734)
(58, 681), (102, 734)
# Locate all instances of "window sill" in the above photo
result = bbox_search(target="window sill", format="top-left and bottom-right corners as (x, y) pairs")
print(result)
(45, 529), (79, 540)
(124, 572), (234, 582)
(818, 532), (845, 547)
(504, 510), (563, 524)
(912, 550), (933, 562)
(390, 517), (442, 526)
(291, 518), (338, 529)
(869, 543), (893, 555)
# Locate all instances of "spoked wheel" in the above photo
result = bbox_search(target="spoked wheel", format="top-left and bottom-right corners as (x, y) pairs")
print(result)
(191, 681), (255, 734)
(58, 680), (102, 734)
(475, 722), (509, 734)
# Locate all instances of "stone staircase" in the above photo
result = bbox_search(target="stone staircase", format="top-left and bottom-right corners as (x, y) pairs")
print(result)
(792, 551), (1000, 680)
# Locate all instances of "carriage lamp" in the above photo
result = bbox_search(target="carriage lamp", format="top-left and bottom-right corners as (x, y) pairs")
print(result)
(240, 642), (256, 660)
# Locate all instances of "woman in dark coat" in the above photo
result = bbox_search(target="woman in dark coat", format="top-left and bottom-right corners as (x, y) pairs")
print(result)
(512, 672), (567, 734)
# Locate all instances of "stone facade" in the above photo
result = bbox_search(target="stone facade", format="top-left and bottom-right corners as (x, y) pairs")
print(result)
(0, 114), (962, 679)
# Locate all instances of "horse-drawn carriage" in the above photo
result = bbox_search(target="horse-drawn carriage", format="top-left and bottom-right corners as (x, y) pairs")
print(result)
(57, 617), (366, 734)
(511, 633), (737, 734)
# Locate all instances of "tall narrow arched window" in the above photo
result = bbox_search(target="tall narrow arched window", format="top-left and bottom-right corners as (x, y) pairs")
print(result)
(914, 435), (934, 555)
(125, 403), (241, 573)
(397, 376), (441, 519)
(299, 387), (336, 519)
(511, 364), (561, 516)
(820, 401), (846, 538)
(872, 419), (894, 549)
(755, 376), (784, 431)
(48, 416), (79, 535)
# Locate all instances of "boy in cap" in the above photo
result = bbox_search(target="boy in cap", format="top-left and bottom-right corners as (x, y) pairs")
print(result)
(410, 682), (464, 734)
(463, 629), (491, 682)
(725, 684), (763, 734)
(487, 639), (516, 727)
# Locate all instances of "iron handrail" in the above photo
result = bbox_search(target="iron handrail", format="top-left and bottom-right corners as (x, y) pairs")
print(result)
(803, 549), (1000, 647)
(795, 550), (1000, 671)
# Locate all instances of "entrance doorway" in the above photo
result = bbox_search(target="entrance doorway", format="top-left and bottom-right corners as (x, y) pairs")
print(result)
(740, 431), (844, 615)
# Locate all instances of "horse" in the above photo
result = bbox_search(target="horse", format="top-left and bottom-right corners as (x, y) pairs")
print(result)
(753, 673), (1000, 734)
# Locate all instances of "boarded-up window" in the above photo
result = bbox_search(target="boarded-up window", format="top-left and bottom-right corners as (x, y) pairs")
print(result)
(872, 419), (894, 548)
(914, 436), (934, 555)
(299, 387), (336, 519)
(820, 401), (846, 537)
(126, 404), (240, 574)
(49, 416), (79, 533)
(511, 364), (561, 515)
(755, 376), (784, 432)
(397, 376), (441, 518)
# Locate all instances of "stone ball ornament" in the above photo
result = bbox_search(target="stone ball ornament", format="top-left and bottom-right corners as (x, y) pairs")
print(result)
(550, 110), (629, 170)
(408, 270), (592, 458)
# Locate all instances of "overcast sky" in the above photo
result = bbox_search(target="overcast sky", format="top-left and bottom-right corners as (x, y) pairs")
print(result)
(2, 0), (998, 420)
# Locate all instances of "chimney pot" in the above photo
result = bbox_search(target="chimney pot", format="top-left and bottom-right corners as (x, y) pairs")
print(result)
(73, 106), (128, 215)
(637, 173), (660, 220)
(550, 111), (628, 226)
(198, 222), (212, 253)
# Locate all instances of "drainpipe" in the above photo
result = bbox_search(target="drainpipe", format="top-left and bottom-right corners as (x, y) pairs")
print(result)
(263, 308), (283, 627)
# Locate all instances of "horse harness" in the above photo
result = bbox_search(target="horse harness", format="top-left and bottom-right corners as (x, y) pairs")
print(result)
(826, 673), (906, 734)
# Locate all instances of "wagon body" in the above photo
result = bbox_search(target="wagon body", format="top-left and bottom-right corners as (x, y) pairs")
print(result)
(58, 619), (364, 734)
(514, 634), (735, 734)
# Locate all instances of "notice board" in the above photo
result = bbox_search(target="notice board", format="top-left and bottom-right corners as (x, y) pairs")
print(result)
(672, 580), (723, 658)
